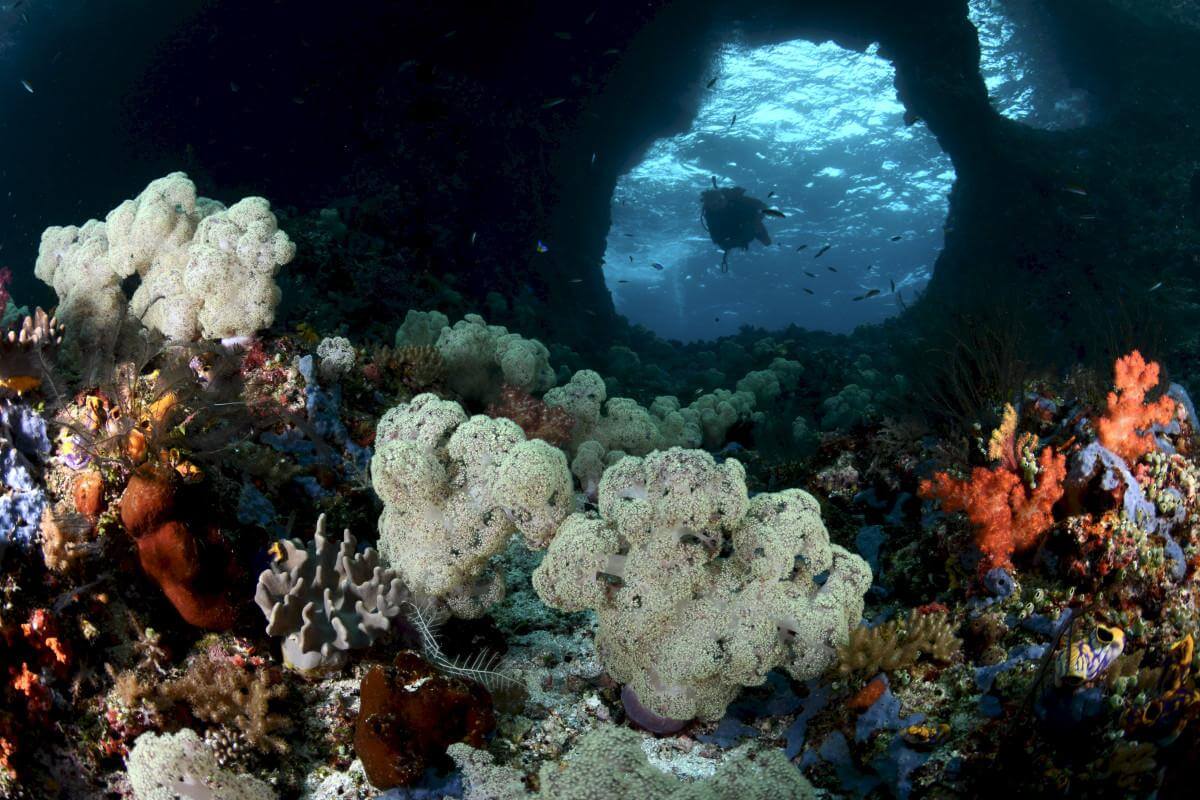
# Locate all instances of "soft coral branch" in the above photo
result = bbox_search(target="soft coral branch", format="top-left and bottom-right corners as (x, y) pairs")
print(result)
(921, 446), (1066, 574)
(1098, 350), (1175, 464)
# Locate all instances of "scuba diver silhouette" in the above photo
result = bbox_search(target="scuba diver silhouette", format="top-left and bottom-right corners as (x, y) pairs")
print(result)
(700, 179), (785, 271)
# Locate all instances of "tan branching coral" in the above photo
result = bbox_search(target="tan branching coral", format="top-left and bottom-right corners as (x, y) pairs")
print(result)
(838, 609), (961, 676)
(158, 652), (291, 754)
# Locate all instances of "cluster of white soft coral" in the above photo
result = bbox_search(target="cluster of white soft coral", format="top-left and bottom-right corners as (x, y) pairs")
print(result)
(35, 172), (294, 357)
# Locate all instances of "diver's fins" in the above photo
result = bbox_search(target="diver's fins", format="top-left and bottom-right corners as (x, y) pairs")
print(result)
(755, 221), (771, 246)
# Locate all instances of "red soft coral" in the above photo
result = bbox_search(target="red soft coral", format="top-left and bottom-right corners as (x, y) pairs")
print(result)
(1098, 350), (1175, 464)
(920, 446), (1066, 574)
(486, 384), (575, 448)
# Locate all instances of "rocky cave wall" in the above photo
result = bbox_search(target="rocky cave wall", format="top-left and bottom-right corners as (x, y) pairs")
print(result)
(11, 0), (1200, 371)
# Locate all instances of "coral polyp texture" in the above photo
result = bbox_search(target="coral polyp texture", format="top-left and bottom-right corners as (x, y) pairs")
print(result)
(126, 728), (277, 800)
(533, 447), (872, 722)
(34, 171), (294, 354)
(255, 514), (410, 672)
(919, 443), (1066, 574)
(372, 393), (573, 616)
(1097, 349), (1177, 463)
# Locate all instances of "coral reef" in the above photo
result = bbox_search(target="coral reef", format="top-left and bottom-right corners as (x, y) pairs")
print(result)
(485, 384), (576, 448)
(255, 514), (409, 672)
(449, 724), (816, 799)
(354, 650), (495, 789)
(372, 393), (572, 616)
(0, 400), (50, 563)
(838, 609), (961, 676)
(1098, 350), (1176, 464)
(34, 172), (294, 355)
(158, 648), (291, 753)
(533, 448), (871, 722)
(126, 728), (277, 800)
(120, 464), (242, 629)
(920, 437), (1066, 575)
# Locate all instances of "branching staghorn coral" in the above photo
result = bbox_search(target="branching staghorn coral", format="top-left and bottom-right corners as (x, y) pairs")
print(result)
(838, 609), (961, 676)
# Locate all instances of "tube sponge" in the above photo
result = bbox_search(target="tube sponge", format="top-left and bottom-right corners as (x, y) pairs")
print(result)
(35, 172), (294, 350)
(372, 394), (572, 617)
(533, 448), (872, 722)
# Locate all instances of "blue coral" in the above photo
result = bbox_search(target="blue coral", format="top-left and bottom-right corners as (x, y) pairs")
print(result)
(0, 400), (50, 564)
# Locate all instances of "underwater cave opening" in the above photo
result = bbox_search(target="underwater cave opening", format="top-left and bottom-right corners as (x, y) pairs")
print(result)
(601, 1), (1092, 344)
(602, 35), (954, 343)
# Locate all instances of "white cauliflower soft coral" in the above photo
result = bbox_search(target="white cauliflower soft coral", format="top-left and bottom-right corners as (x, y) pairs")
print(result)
(433, 313), (556, 403)
(126, 728), (276, 800)
(35, 172), (294, 349)
(372, 393), (573, 617)
(533, 448), (871, 722)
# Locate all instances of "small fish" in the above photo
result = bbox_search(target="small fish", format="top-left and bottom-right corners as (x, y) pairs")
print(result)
(762, 209), (785, 218)
(890, 234), (902, 241)
(865, 263), (875, 272)
(1148, 281), (1164, 292)
(853, 295), (865, 302)
(796, 244), (808, 251)
(628, 256), (633, 262)
(803, 288), (815, 295)
(230, 81), (239, 92)
(766, 191), (775, 198)
(901, 723), (950, 749)
(826, 266), (838, 273)
(712, 176), (718, 189)
(729, 113), (737, 127)
(585, 10), (596, 24)
(890, 278), (895, 293)
(535, 240), (550, 253)
(19, 79), (32, 94)
(1078, 214), (1099, 220)
(651, 262), (664, 270)
(569, 278), (583, 283)
(583, 309), (596, 316)
(470, 231), (477, 245)
(863, 289), (881, 299)
(542, 98), (566, 109)
(617, 279), (630, 283)
(706, 76), (717, 89)
(554, 31), (572, 40)
(292, 97), (305, 105)
(814, 244), (832, 258)
(590, 152), (597, 166)
(604, 48), (620, 55)
(623, 233), (634, 237)
(715, 317), (720, 322)
(1063, 185), (1088, 196)
(803, 270), (817, 278)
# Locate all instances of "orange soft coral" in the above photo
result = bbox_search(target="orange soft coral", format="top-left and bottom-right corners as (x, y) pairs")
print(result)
(920, 446), (1066, 574)
(1098, 350), (1175, 464)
